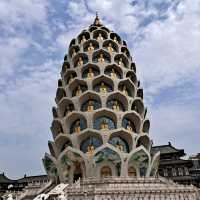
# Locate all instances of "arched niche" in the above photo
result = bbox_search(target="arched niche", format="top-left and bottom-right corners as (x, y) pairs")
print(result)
(89, 26), (98, 32)
(108, 136), (129, 153)
(104, 64), (123, 79)
(103, 40), (119, 53)
(58, 79), (62, 87)
(93, 147), (122, 177)
(121, 46), (130, 58)
(58, 98), (75, 117)
(69, 45), (80, 58)
(118, 79), (136, 97)
(69, 39), (76, 48)
(80, 136), (103, 154)
(73, 53), (88, 68)
(100, 26), (110, 33)
(131, 62), (136, 73)
(64, 70), (77, 85)
(106, 92), (128, 111)
(51, 120), (63, 138)
(61, 61), (70, 75)
(83, 39), (99, 53)
(48, 141), (56, 158)
(93, 110), (117, 131)
(123, 40), (127, 46)
(131, 98), (145, 116)
(82, 64), (100, 79)
(122, 112), (141, 133)
(110, 32), (122, 45)
(67, 113), (87, 134)
(137, 88), (143, 99)
(136, 134), (150, 150)
(93, 76), (114, 94)
(78, 31), (90, 44)
(52, 107), (58, 118)
(69, 79), (88, 97)
(93, 29), (108, 41)
(114, 54), (129, 68)
(92, 49), (111, 64)
(55, 88), (66, 103)
(142, 119), (150, 133)
(126, 71), (137, 85)
(80, 93), (101, 112)
(55, 135), (72, 153)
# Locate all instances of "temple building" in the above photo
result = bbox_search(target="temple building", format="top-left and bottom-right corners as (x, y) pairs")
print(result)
(3, 15), (200, 199)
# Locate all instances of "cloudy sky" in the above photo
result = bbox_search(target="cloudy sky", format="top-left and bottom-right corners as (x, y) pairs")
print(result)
(0, 0), (200, 179)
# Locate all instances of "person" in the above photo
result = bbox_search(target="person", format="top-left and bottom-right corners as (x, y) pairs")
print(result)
(87, 100), (94, 112)
(107, 43), (113, 53)
(126, 120), (132, 131)
(100, 82), (107, 94)
(98, 53), (105, 63)
(77, 57), (84, 67)
(100, 119), (109, 130)
(122, 85), (128, 96)
(87, 67), (94, 79)
(87, 42), (94, 53)
(112, 100), (120, 111)
(81, 35), (86, 43)
(71, 48), (76, 57)
(97, 33), (104, 41)
(75, 85), (82, 96)
(74, 120), (81, 134)
(110, 68), (117, 79)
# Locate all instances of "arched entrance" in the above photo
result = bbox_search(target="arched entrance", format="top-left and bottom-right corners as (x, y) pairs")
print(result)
(128, 166), (136, 177)
(73, 162), (83, 182)
(101, 166), (112, 177)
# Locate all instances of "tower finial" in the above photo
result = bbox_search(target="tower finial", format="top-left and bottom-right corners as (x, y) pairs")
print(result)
(93, 11), (102, 26)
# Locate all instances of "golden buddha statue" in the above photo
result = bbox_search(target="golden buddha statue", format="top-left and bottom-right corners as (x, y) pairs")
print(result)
(98, 53), (105, 63)
(87, 100), (94, 112)
(97, 33), (104, 41)
(68, 74), (74, 84)
(100, 119), (109, 130)
(107, 43), (113, 53)
(75, 85), (82, 96)
(87, 42), (94, 53)
(112, 100), (120, 111)
(116, 142), (124, 151)
(110, 68), (117, 79)
(87, 67), (94, 79)
(87, 144), (95, 157)
(99, 82), (107, 94)
(74, 120), (81, 134)
(77, 57), (84, 67)
(118, 57), (124, 67)
(71, 48), (76, 57)
(81, 35), (86, 43)
(126, 120), (132, 131)
(122, 85), (128, 96)
(113, 36), (118, 44)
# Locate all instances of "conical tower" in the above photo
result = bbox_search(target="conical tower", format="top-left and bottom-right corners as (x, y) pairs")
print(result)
(43, 15), (160, 184)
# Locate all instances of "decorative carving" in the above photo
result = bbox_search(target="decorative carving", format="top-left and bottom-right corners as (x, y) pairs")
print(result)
(97, 33), (104, 41)
(107, 43), (113, 53)
(100, 82), (107, 94)
(77, 57), (84, 67)
(87, 100), (94, 112)
(87, 42), (94, 53)
(87, 67), (94, 79)
(81, 35), (86, 43)
(75, 86), (83, 96)
(74, 120), (81, 134)
(100, 119), (109, 130)
(98, 53), (105, 63)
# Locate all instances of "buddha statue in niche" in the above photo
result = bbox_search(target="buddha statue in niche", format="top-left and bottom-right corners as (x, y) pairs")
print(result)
(71, 48), (76, 57)
(122, 85), (128, 96)
(68, 74), (74, 84)
(87, 143), (95, 157)
(74, 120), (81, 134)
(98, 53), (105, 63)
(87, 100), (94, 112)
(126, 120), (132, 132)
(81, 35), (86, 43)
(110, 68), (117, 79)
(118, 57), (124, 67)
(75, 85), (83, 96)
(107, 43), (113, 53)
(113, 36), (118, 44)
(116, 141), (124, 151)
(99, 82), (107, 94)
(64, 105), (72, 116)
(100, 119), (109, 130)
(87, 67), (94, 79)
(112, 100), (120, 111)
(97, 33), (104, 41)
(77, 57), (84, 67)
(87, 42), (94, 53)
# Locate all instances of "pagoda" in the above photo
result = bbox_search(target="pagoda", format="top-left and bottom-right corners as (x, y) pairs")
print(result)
(39, 15), (199, 199)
